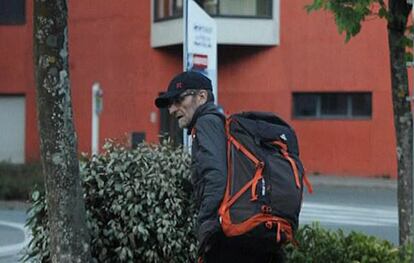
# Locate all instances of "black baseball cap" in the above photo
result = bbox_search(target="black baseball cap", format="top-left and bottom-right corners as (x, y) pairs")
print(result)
(155, 71), (212, 108)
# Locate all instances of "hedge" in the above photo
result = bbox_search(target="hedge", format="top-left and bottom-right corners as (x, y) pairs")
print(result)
(25, 140), (197, 262)
(0, 162), (44, 200)
(285, 223), (413, 263)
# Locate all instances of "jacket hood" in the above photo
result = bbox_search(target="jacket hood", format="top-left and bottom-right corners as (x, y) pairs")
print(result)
(187, 102), (224, 134)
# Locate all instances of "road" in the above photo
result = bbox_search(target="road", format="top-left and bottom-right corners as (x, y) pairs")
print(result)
(0, 176), (399, 262)
(0, 209), (28, 263)
(300, 183), (398, 244)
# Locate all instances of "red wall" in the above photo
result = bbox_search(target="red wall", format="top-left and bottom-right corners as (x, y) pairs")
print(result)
(0, 0), (399, 177)
(68, 1), (184, 154)
(0, 0), (38, 162)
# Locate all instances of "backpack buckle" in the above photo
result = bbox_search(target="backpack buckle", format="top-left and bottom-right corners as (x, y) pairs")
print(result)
(265, 221), (273, 229)
(261, 205), (272, 214)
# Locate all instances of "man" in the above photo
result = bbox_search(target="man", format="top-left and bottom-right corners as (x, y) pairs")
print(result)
(155, 71), (226, 257)
(155, 71), (282, 262)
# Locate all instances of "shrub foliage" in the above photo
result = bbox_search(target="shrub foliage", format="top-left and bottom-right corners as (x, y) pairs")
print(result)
(25, 140), (198, 262)
(285, 223), (413, 263)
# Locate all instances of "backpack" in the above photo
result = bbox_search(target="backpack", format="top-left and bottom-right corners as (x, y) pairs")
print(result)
(218, 111), (312, 247)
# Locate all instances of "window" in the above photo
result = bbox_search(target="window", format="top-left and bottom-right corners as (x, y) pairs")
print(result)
(202, 0), (271, 17)
(293, 92), (372, 119)
(154, 0), (183, 21)
(154, 0), (271, 21)
(159, 93), (183, 146)
(0, 0), (25, 25)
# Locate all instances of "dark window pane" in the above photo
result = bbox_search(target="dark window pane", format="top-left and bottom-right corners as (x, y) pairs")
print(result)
(352, 93), (372, 117)
(154, 0), (183, 20)
(159, 93), (183, 147)
(256, 0), (271, 17)
(218, 0), (271, 17)
(201, 0), (218, 15)
(320, 93), (347, 116)
(293, 93), (317, 117)
(0, 0), (25, 25)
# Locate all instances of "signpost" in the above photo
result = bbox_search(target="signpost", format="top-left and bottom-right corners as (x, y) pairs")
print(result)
(183, 0), (217, 149)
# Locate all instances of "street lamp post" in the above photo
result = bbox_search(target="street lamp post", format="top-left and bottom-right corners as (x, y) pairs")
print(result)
(92, 82), (103, 156)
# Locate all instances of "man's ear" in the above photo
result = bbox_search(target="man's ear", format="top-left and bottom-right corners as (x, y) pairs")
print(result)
(198, 90), (208, 104)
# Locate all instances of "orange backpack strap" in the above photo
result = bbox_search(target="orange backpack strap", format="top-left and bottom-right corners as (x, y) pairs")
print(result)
(303, 173), (313, 194)
(271, 141), (301, 189)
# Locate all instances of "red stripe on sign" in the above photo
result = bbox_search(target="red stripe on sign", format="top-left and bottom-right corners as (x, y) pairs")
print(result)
(193, 54), (208, 69)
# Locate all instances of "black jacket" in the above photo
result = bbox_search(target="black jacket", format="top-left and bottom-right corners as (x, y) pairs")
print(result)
(188, 102), (227, 247)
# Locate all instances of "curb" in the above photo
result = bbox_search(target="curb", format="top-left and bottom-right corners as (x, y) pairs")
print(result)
(307, 175), (397, 189)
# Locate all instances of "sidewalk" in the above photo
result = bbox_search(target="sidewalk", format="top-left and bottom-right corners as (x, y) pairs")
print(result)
(308, 174), (397, 189)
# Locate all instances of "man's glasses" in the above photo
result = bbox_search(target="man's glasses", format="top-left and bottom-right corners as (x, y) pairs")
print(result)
(169, 91), (197, 106)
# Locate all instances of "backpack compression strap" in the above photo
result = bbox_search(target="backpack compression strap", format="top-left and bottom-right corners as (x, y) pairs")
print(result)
(225, 118), (265, 204)
(272, 140), (313, 194)
(271, 141), (301, 189)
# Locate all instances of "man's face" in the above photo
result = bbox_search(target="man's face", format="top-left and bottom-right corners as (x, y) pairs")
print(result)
(168, 90), (204, 128)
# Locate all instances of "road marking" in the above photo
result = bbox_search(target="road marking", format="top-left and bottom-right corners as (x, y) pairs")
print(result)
(0, 221), (30, 258)
(300, 202), (398, 226)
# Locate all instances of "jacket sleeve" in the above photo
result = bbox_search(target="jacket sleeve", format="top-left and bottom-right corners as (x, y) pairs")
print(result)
(194, 114), (227, 224)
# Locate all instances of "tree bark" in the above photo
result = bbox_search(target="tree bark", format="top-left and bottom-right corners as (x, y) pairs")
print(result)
(33, 1), (92, 262)
(387, 0), (413, 246)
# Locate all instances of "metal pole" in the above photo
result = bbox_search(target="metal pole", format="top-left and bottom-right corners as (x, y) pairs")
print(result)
(183, 0), (190, 151)
(92, 82), (102, 155)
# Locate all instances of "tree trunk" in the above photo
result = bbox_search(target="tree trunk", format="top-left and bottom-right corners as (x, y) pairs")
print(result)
(33, 1), (92, 262)
(387, 0), (413, 246)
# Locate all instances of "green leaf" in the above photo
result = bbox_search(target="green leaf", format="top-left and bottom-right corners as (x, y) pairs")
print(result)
(378, 7), (388, 18)
(31, 190), (40, 201)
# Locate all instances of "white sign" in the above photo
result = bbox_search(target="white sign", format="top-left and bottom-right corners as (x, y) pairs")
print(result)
(184, 0), (217, 102)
